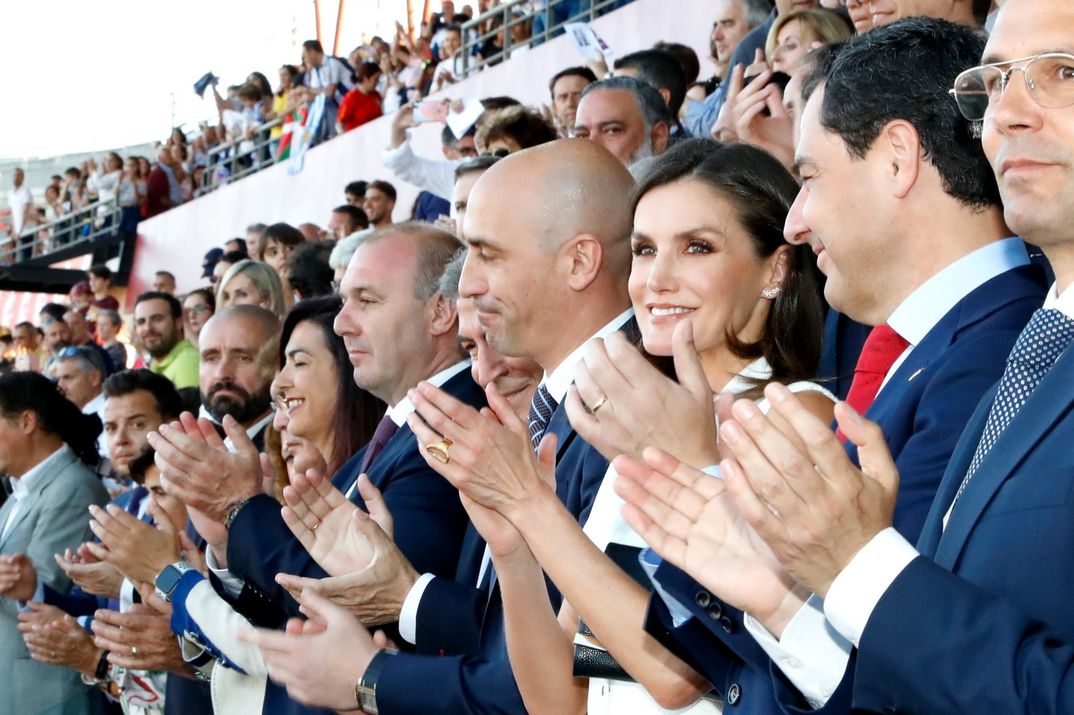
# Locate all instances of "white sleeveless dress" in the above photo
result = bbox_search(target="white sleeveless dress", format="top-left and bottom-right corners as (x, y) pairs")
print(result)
(578, 358), (834, 714)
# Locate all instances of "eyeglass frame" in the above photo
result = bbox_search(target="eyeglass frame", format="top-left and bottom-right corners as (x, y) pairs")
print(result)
(949, 52), (1074, 122)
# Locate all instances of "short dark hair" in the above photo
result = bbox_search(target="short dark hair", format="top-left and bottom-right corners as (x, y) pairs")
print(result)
(15, 320), (34, 332)
(103, 368), (184, 422)
(614, 49), (689, 117)
(367, 180), (397, 203)
(0, 372), (101, 466)
(633, 139), (825, 392)
(182, 287), (216, 313)
(443, 23), (463, 37)
(800, 41), (845, 104)
(278, 296), (385, 473)
(476, 106), (557, 152)
(653, 41), (701, 86)
(332, 204), (369, 231)
(135, 291), (182, 319)
(479, 96), (522, 112)
(818, 17), (999, 209)
(356, 61), (381, 81)
(548, 66), (598, 96)
(226, 237), (249, 253)
(288, 240), (337, 299)
(39, 303), (68, 324)
(257, 222), (306, 262)
(345, 180), (368, 198)
(303, 39), (325, 54)
(88, 265), (112, 281)
(441, 123), (477, 149)
(155, 270), (176, 282)
(220, 249), (249, 265)
(454, 155), (501, 181)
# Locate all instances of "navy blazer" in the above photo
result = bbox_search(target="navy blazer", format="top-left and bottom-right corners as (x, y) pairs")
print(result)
(644, 264), (1048, 713)
(818, 309), (871, 401)
(225, 368), (484, 622)
(375, 382), (616, 714)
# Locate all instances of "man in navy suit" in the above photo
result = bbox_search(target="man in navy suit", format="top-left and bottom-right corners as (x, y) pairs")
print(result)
(674, 1), (1074, 712)
(630, 17), (1049, 713)
(238, 140), (642, 713)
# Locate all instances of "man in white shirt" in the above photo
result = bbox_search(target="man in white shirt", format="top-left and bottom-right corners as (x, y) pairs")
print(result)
(52, 346), (108, 460)
(7, 167), (35, 261)
(302, 39), (354, 141)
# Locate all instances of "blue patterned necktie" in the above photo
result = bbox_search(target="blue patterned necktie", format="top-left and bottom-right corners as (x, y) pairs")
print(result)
(952, 308), (1074, 506)
(528, 384), (558, 452)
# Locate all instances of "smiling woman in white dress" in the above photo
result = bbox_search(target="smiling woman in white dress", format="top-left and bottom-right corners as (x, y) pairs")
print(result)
(483, 138), (835, 714)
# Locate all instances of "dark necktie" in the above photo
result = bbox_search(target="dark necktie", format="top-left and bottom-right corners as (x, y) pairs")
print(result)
(951, 308), (1074, 507)
(527, 384), (558, 452)
(838, 324), (910, 441)
(358, 414), (399, 476)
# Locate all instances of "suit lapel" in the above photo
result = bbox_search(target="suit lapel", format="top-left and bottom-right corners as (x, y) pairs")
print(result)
(934, 345), (1074, 569)
(0, 449), (77, 549)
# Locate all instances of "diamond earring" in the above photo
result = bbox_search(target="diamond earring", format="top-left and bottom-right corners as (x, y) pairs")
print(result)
(761, 287), (781, 300)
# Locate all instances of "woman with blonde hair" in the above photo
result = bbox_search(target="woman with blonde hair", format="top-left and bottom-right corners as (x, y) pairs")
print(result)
(765, 8), (852, 74)
(216, 259), (286, 316)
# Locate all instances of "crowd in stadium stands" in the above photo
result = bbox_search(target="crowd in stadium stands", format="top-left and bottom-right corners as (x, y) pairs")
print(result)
(9, 0), (1074, 714)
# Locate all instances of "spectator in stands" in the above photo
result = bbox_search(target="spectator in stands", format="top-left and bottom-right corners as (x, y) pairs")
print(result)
(134, 291), (199, 389)
(338, 62), (385, 133)
(118, 158), (145, 238)
(42, 319), (73, 374)
(344, 181), (368, 206)
(614, 49), (690, 136)
(87, 265), (120, 315)
(298, 222), (326, 242)
(198, 306), (279, 446)
(53, 347), (110, 461)
(225, 237), (248, 255)
(654, 40), (702, 90)
(0, 372), (107, 715)
(8, 168), (35, 261)
(145, 146), (179, 217)
(96, 309), (128, 370)
(257, 222), (306, 301)
(89, 152), (123, 211)
(288, 240), (338, 299)
(181, 288), (215, 349)
(328, 231), (366, 284)
(153, 270), (177, 294)
(62, 166), (85, 212)
(271, 64), (301, 152)
(442, 124), (479, 161)
(39, 302), (67, 326)
(363, 180), (396, 229)
(203, 247), (225, 287)
(217, 259), (288, 316)
(328, 204), (369, 240)
(766, 8), (851, 73)
(451, 155), (501, 237)
(63, 308), (115, 375)
(215, 250), (250, 287)
(549, 66), (598, 138)
(245, 224), (265, 249)
(574, 76), (671, 165)
(685, 0), (773, 138)
(12, 321), (46, 371)
(302, 39), (355, 141)
(474, 106), (558, 155)
(431, 24), (465, 90)
(68, 281), (93, 313)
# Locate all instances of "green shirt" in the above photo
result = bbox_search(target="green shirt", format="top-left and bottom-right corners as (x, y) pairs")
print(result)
(151, 339), (199, 389)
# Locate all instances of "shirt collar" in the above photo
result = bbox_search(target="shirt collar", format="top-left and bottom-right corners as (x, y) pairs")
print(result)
(388, 359), (473, 427)
(11, 445), (71, 502)
(82, 392), (105, 416)
(1042, 280), (1074, 320)
(887, 238), (1029, 346)
(543, 308), (635, 404)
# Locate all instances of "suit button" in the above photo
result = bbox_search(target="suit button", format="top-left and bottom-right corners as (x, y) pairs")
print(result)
(707, 603), (723, 620)
(727, 683), (741, 706)
(720, 616), (735, 633)
(695, 591), (711, 608)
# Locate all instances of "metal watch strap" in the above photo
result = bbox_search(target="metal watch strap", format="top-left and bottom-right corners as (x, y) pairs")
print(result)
(223, 497), (253, 530)
(355, 649), (397, 714)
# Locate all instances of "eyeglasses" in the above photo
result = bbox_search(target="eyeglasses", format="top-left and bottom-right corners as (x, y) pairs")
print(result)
(184, 304), (212, 315)
(950, 53), (1074, 122)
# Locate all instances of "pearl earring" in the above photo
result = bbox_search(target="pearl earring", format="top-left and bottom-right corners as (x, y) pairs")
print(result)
(761, 287), (781, 300)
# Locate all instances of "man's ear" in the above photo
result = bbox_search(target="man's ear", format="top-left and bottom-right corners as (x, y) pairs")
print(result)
(881, 119), (921, 200)
(14, 409), (37, 436)
(652, 121), (671, 156)
(427, 293), (459, 338)
(563, 235), (604, 293)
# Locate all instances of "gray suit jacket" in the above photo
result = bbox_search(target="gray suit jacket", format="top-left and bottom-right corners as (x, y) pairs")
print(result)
(0, 446), (108, 715)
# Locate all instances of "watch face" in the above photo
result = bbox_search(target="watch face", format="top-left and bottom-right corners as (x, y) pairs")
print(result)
(155, 565), (184, 594)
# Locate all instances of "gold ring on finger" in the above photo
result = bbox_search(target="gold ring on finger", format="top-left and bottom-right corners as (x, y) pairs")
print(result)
(589, 395), (608, 414)
(425, 438), (453, 464)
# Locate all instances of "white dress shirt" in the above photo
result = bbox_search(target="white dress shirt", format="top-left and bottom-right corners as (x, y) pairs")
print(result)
(1, 445), (69, 542)
(82, 391), (109, 460)
(381, 138), (461, 202)
(741, 237), (1033, 707)
(398, 309), (634, 644)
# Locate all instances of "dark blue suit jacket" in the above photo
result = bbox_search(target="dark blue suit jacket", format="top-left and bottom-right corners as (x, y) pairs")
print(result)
(225, 368), (483, 623)
(818, 309), (871, 401)
(644, 264), (1047, 712)
(375, 382), (616, 714)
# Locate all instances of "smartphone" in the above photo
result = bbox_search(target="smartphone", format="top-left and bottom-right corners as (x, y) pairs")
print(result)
(413, 100), (449, 123)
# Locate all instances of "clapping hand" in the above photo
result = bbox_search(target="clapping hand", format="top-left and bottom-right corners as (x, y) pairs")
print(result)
(84, 501), (185, 586)
(566, 320), (721, 467)
(55, 544), (122, 598)
(719, 385), (900, 597)
(0, 554), (37, 602)
(91, 605), (187, 672)
(18, 603), (101, 674)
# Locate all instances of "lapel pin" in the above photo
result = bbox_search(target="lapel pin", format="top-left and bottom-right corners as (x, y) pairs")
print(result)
(908, 367), (925, 382)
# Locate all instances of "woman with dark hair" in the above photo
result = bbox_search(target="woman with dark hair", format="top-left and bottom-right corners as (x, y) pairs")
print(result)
(256, 222), (306, 305)
(440, 138), (833, 714)
(182, 288), (216, 348)
(272, 295), (384, 479)
(337, 61), (384, 133)
(286, 240), (336, 300)
(0, 372), (108, 715)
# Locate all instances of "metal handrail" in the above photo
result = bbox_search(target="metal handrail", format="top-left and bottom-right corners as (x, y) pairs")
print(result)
(458, 0), (628, 79)
(1, 196), (122, 265)
(197, 115), (286, 197)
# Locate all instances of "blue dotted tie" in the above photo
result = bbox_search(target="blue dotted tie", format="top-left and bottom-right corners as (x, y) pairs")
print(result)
(953, 308), (1074, 505)
(528, 384), (558, 452)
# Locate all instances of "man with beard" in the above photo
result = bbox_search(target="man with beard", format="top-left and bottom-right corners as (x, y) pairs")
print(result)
(573, 77), (671, 166)
(197, 305), (279, 451)
(134, 291), (199, 389)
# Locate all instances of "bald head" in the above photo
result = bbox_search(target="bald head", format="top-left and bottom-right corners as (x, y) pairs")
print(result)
(459, 139), (635, 369)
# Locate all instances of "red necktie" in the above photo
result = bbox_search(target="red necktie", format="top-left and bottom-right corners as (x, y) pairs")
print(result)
(838, 324), (909, 442)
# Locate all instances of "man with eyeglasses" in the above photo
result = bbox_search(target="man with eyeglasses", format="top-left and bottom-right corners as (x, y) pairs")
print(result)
(660, 1), (1074, 712)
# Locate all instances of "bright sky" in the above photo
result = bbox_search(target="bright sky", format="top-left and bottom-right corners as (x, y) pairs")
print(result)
(3, 0), (412, 159)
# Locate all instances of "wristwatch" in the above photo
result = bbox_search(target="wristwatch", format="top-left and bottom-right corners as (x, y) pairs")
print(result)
(224, 497), (253, 530)
(154, 562), (192, 603)
(354, 649), (397, 714)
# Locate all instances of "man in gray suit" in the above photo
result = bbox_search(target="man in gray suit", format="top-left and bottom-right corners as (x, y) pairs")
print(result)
(0, 372), (109, 715)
